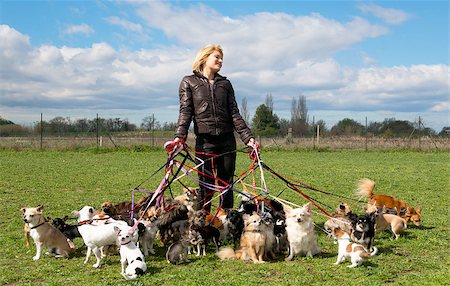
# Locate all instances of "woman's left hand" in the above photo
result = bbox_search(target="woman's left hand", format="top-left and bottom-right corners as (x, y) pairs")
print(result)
(247, 138), (260, 150)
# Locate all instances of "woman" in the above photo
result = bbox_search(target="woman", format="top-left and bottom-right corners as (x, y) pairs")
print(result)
(174, 44), (258, 212)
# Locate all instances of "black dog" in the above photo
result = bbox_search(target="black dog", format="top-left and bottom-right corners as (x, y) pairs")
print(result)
(47, 216), (81, 240)
(156, 202), (189, 246)
(225, 209), (244, 249)
(350, 212), (376, 251)
(188, 224), (220, 255)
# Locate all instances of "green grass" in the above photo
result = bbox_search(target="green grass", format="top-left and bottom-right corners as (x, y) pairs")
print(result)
(1, 149), (449, 285)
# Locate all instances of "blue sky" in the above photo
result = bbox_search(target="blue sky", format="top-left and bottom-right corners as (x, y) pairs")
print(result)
(0, 0), (448, 131)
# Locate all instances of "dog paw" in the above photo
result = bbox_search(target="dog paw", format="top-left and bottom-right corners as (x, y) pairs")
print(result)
(93, 263), (100, 268)
(32, 256), (40, 261)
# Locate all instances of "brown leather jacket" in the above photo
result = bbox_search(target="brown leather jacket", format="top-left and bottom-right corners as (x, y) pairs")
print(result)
(174, 72), (253, 144)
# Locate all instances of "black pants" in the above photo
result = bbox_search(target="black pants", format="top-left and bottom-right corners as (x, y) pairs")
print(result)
(194, 133), (236, 211)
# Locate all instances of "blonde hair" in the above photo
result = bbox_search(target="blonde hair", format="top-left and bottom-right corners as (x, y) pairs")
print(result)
(192, 44), (223, 73)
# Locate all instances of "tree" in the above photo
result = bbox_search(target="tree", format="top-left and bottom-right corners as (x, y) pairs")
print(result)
(240, 97), (250, 126)
(379, 118), (414, 137)
(252, 104), (280, 136)
(330, 118), (364, 136)
(141, 115), (157, 131)
(48, 116), (70, 134)
(162, 121), (177, 131)
(265, 93), (273, 113)
(279, 118), (290, 136)
(0, 117), (14, 125)
(290, 95), (309, 136)
(73, 118), (90, 132)
(367, 121), (383, 135)
(311, 119), (328, 136)
(438, 126), (450, 136)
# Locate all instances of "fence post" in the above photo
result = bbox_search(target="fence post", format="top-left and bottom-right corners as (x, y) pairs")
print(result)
(312, 116), (315, 150)
(40, 113), (43, 150)
(365, 116), (368, 152)
(316, 125), (320, 148)
(96, 113), (99, 149)
(418, 116), (422, 150)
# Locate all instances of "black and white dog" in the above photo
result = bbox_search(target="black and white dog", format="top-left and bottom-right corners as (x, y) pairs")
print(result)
(350, 212), (376, 251)
(115, 226), (147, 280)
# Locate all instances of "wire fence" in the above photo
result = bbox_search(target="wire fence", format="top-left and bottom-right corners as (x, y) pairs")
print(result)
(1, 133), (448, 151)
(1, 113), (448, 151)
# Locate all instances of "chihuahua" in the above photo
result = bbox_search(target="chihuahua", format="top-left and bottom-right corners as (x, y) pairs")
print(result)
(333, 228), (378, 268)
(115, 226), (147, 280)
(21, 205), (75, 260)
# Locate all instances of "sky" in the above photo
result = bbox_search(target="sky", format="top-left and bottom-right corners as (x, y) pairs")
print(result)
(0, 0), (449, 132)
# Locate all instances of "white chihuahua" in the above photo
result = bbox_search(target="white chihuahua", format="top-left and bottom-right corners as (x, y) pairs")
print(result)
(71, 206), (136, 268)
(283, 202), (321, 260)
(115, 226), (147, 280)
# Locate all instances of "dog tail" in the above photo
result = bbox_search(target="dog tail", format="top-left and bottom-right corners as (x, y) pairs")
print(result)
(216, 247), (236, 260)
(67, 239), (75, 251)
(369, 246), (378, 257)
(357, 178), (375, 198)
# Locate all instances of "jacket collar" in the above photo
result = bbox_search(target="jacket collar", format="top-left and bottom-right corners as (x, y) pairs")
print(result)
(193, 71), (226, 82)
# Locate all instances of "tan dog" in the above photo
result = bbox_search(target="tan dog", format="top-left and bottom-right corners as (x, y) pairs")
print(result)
(357, 178), (421, 226)
(365, 205), (407, 239)
(174, 187), (198, 206)
(324, 203), (355, 234)
(217, 213), (267, 264)
(21, 205), (75, 260)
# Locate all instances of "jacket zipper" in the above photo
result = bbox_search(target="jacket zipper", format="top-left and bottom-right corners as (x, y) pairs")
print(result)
(209, 80), (219, 135)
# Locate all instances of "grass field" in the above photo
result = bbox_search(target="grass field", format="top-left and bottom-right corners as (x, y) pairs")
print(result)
(1, 149), (449, 285)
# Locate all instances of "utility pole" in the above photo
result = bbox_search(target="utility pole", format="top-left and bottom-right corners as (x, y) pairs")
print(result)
(152, 113), (155, 146)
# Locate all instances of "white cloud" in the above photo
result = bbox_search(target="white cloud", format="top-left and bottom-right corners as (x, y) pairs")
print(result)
(429, 101), (450, 112)
(360, 51), (377, 66)
(104, 16), (143, 33)
(0, 0), (448, 132)
(134, 1), (388, 72)
(63, 23), (94, 35)
(358, 3), (411, 25)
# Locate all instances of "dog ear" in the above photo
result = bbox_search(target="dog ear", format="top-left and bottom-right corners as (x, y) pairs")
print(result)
(114, 226), (121, 236)
(282, 204), (292, 214)
(36, 205), (44, 212)
(21, 207), (26, 214)
(63, 215), (69, 221)
(70, 210), (80, 217)
(303, 202), (312, 213)
(416, 208), (421, 214)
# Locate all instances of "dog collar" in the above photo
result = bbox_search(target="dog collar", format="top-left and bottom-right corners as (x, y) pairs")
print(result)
(121, 241), (132, 246)
(77, 219), (93, 226)
(30, 222), (46, 229)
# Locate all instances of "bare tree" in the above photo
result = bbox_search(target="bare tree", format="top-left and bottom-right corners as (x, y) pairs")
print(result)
(290, 94), (309, 136)
(240, 97), (250, 125)
(265, 93), (273, 113)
